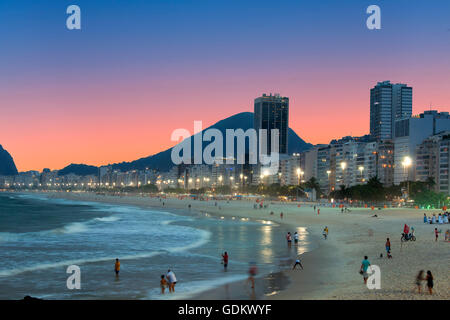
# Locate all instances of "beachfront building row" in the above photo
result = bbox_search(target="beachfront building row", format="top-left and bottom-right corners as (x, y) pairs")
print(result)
(280, 136), (395, 193)
(393, 110), (450, 185)
(415, 131), (450, 194)
(274, 110), (450, 194)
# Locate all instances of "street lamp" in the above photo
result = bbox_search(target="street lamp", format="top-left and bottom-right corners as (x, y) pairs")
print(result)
(340, 162), (347, 186)
(358, 166), (364, 183)
(402, 156), (412, 198)
(326, 170), (331, 193)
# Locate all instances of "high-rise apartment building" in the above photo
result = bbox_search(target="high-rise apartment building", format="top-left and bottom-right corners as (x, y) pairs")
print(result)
(370, 81), (412, 140)
(254, 93), (289, 155)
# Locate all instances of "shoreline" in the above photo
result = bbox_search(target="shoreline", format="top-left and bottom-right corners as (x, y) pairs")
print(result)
(7, 191), (307, 300)
(5, 190), (449, 300)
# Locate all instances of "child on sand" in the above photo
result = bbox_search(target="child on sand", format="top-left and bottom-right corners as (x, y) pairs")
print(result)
(426, 271), (434, 295)
(415, 270), (425, 294)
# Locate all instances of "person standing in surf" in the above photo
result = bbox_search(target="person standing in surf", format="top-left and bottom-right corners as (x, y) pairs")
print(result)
(160, 275), (168, 294)
(114, 258), (120, 277)
(286, 232), (292, 248)
(293, 232), (299, 245)
(247, 263), (258, 289)
(166, 269), (177, 293)
(222, 251), (229, 270)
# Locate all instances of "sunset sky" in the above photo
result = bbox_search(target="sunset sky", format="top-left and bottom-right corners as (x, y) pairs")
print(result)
(1, 0), (449, 172)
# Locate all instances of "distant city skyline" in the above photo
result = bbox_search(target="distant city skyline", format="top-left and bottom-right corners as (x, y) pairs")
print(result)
(1, 0), (449, 172)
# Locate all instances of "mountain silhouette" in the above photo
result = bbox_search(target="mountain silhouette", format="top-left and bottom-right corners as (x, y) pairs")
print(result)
(107, 112), (312, 172)
(0, 145), (18, 176)
(58, 164), (99, 176)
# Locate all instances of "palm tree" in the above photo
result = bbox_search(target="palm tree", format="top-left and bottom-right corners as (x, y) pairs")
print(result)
(304, 177), (322, 196)
(425, 177), (436, 191)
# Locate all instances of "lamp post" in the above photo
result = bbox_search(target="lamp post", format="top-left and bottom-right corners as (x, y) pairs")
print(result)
(239, 173), (244, 193)
(358, 166), (364, 183)
(340, 162), (347, 187)
(402, 156), (412, 198)
(296, 168), (304, 201)
(326, 170), (331, 194)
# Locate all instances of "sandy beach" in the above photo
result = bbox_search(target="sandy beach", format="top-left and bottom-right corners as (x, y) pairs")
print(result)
(38, 191), (449, 300)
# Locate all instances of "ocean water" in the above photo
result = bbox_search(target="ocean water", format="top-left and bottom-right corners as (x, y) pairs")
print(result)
(0, 192), (313, 300)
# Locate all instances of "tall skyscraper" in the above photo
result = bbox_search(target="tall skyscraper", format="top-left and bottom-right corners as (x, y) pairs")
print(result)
(370, 81), (412, 140)
(254, 93), (289, 155)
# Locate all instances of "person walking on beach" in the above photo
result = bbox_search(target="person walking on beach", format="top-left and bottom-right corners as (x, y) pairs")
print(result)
(292, 258), (303, 270)
(280, 212), (284, 219)
(294, 232), (299, 245)
(360, 256), (371, 285)
(434, 228), (439, 241)
(160, 275), (168, 294)
(166, 269), (177, 293)
(317, 209), (320, 215)
(222, 252), (229, 270)
(426, 270), (434, 295)
(415, 270), (425, 294)
(247, 263), (258, 289)
(385, 238), (392, 259)
(323, 226), (328, 239)
(114, 258), (120, 277)
(286, 232), (292, 248)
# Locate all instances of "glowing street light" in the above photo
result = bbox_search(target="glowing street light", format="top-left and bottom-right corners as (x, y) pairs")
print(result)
(402, 156), (412, 197)
(358, 166), (364, 182)
(402, 156), (412, 168)
(296, 168), (304, 185)
(340, 162), (347, 186)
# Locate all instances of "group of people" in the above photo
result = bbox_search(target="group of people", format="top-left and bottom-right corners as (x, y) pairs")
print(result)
(423, 212), (449, 224)
(286, 231), (300, 247)
(269, 211), (285, 219)
(360, 256), (435, 295)
(160, 269), (177, 294)
(285, 232), (304, 270)
(415, 270), (434, 295)
(114, 258), (178, 294)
